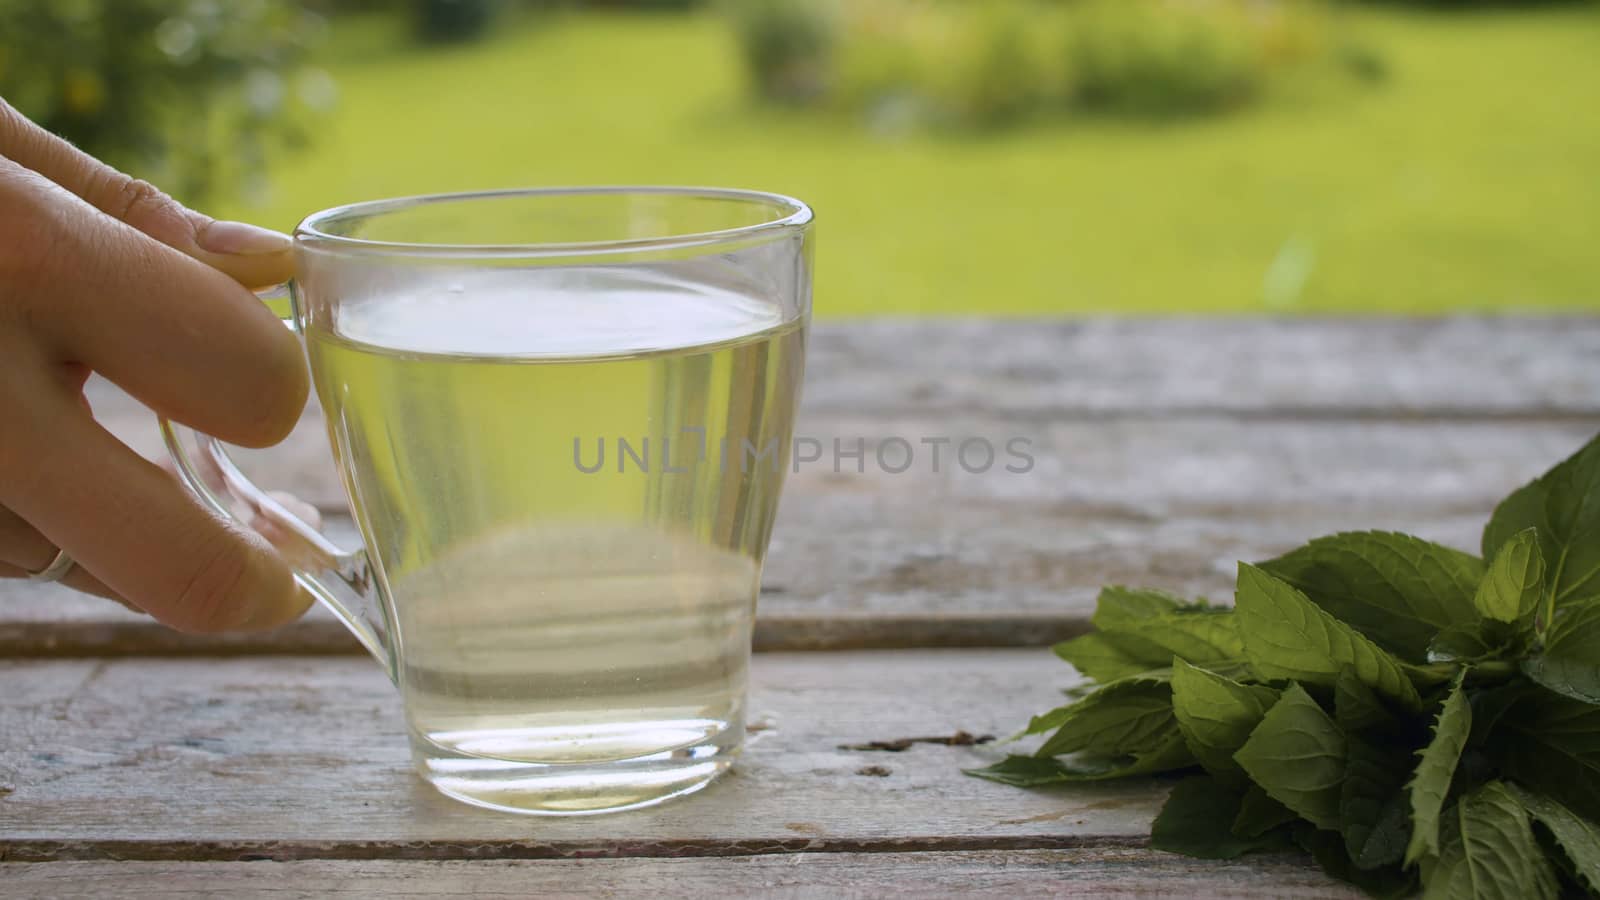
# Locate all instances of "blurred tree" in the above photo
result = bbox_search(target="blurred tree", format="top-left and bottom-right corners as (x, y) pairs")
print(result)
(585, 0), (705, 8)
(724, 0), (835, 104)
(732, 0), (1372, 130)
(0, 0), (333, 205)
(1068, 0), (1268, 116)
(412, 0), (502, 42)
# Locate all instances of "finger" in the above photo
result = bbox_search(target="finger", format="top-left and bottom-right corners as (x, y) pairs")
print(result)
(267, 491), (324, 533)
(156, 456), (327, 557)
(0, 562), (134, 610)
(0, 503), (132, 603)
(0, 361), (312, 633)
(0, 98), (294, 289)
(0, 157), (308, 449)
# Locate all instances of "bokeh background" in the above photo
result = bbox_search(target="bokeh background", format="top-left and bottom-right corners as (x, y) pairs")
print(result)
(2, 0), (1596, 315)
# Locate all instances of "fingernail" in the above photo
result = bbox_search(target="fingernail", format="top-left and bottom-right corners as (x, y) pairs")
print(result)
(197, 220), (293, 256)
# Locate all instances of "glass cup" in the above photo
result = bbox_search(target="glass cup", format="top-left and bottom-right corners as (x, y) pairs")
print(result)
(162, 187), (813, 815)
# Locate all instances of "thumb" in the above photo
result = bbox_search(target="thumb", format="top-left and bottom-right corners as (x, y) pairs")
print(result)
(0, 98), (293, 290)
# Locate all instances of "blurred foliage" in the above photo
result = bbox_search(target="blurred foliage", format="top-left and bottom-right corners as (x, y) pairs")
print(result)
(411, 0), (502, 42)
(1069, 0), (1327, 115)
(728, 0), (1380, 131)
(926, 2), (1052, 128)
(836, 1), (1054, 131)
(212, 7), (1600, 315)
(380, 0), (708, 45)
(0, 0), (332, 204)
(1368, 0), (1593, 5)
(585, 0), (705, 8)
(723, 0), (836, 104)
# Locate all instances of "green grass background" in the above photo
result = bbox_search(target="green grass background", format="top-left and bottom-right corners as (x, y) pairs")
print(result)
(218, 6), (1600, 316)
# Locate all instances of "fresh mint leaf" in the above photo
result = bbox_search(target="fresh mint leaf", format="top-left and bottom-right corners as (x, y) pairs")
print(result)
(964, 754), (1120, 786)
(988, 674), (1195, 787)
(1474, 527), (1544, 624)
(1235, 564), (1423, 710)
(1092, 586), (1186, 624)
(1170, 659), (1279, 786)
(1021, 704), (1078, 739)
(1334, 670), (1402, 733)
(1101, 611), (1247, 671)
(1421, 782), (1558, 900)
(1295, 823), (1419, 900)
(1062, 587), (1248, 675)
(1106, 729), (1195, 776)
(1259, 531), (1484, 662)
(1234, 683), (1347, 831)
(1056, 586), (1216, 675)
(1506, 784), (1600, 897)
(1428, 620), (1526, 665)
(1468, 682), (1529, 747)
(978, 433), (1600, 894)
(967, 730), (1194, 786)
(1534, 827), (1591, 900)
(1406, 673), (1472, 866)
(1151, 775), (1294, 859)
(1034, 676), (1177, 757)
(1522, 598), (1600, 706)
(1483, 434), (1600, 610)
(1234, 784), (1297, 838)
(1024, 671), (1172, 737)
(1343, 734), (1412, 870)
(1051, 632), (1155, 683)
(1489, 686), (1600, 821)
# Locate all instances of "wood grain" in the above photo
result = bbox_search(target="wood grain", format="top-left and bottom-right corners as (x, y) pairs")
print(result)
(10, 318), (1600, 649)
(11, 319), (1580, 893)
(79, 317), (1600, 506)
(0, 651), (1175, 860)
(0, 507), (1498, 655)
(801, 317), (1600, 419)
(5, 418), (1592, 653)
(0, 850), (1364, 898)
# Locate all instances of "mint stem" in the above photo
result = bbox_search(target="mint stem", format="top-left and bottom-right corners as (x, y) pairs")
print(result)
(1465, 661), (1518, 685)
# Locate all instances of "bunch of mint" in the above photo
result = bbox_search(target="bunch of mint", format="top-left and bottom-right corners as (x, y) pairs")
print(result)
(969, 435), (1600, 899)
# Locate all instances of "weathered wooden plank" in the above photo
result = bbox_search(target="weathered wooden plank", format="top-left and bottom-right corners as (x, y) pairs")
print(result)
(804, 317), (1600, 419)
(83, 318), (1600, 510)
(87, 384), (1600, 517)
(0, 651), (1173, 859)
(11, 319), (1592, 653)
(92, 320), (1600, 440)
(0, 508), (1490, 655)
(87, 390), (1597, 525)
(0, 851), (1364, 898)
(5, 418), (1593, 653)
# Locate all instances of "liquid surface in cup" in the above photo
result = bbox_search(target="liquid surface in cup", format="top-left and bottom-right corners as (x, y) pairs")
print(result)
(305, 268), (804, 812)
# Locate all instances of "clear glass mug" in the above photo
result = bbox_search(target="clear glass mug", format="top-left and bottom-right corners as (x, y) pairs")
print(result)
(161, 187), (813, 815)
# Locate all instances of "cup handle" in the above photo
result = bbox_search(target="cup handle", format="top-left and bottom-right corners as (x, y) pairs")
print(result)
(159, 283), (396, 681)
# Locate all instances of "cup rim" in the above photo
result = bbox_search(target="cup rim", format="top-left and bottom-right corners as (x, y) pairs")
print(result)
(294, 186), (813, 259)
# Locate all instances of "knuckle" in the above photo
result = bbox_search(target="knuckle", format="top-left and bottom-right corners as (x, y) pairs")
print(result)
(98, 173), (188, 241)
(104, 174), (166, 222)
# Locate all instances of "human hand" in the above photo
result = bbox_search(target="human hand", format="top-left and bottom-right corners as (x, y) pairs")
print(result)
(0, 97), (313, 632)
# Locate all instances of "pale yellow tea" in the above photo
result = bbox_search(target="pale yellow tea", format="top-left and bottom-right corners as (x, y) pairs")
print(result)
(305, 268), (804, 812)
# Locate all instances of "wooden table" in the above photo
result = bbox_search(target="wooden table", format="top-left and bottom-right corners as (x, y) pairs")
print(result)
(3, 318), (1597, 897)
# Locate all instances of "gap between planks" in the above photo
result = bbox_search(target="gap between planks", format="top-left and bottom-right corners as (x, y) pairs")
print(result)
(0, 850), (1365, 899)
(0, 835), (1155, 865)
(7, 417), (1598, 656)
(0, 614), (1090, 658)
